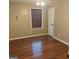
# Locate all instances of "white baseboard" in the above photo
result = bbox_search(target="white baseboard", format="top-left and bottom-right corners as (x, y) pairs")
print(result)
(53, 36), (69, 46)
(10, 33), (48, 40)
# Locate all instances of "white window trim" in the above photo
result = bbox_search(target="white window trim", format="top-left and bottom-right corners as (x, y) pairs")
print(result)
(30, 8), (43, 30)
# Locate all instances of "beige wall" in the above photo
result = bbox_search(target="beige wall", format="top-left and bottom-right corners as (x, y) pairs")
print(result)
(9, 2), (48, 39)
(54, 0), (69, 43)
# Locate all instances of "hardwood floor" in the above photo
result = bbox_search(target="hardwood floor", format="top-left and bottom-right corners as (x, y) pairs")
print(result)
(9, 35), (68, 59)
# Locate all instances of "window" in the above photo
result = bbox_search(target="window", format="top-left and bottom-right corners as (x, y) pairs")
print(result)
(31, 9), (42, 28)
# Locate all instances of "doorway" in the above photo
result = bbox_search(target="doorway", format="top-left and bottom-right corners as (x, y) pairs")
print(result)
(48, 7), (55, 37)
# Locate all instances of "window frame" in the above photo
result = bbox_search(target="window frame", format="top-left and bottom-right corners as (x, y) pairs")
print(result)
(30, 8), (43, 30)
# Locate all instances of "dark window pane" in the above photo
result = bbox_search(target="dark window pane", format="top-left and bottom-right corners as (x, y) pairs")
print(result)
(31, 9), (42, 28)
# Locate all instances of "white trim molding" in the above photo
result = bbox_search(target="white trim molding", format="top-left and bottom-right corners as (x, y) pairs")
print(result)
(53, 36), (69, 46)
(10, 33), (48, 40)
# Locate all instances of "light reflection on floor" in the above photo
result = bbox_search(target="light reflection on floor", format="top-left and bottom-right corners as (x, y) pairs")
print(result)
(32, 40), (42, 57)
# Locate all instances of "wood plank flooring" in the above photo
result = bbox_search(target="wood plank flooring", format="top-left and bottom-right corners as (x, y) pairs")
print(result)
(9, 35), (68, 59)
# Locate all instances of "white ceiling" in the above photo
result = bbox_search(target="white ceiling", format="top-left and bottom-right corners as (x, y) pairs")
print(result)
(9, 0), (54, 3)
(9, 0), (55, 8)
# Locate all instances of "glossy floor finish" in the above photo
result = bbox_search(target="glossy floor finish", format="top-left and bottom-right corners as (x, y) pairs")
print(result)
(9, 35), (68, 59)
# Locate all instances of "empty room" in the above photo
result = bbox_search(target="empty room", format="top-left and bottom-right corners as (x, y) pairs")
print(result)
(9, 0), (69, 59)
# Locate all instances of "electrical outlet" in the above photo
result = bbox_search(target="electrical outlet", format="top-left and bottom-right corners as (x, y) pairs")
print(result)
(58, 34), (64, 39)
(58, 34), (62, 36)
(30, 31), (32, 33)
